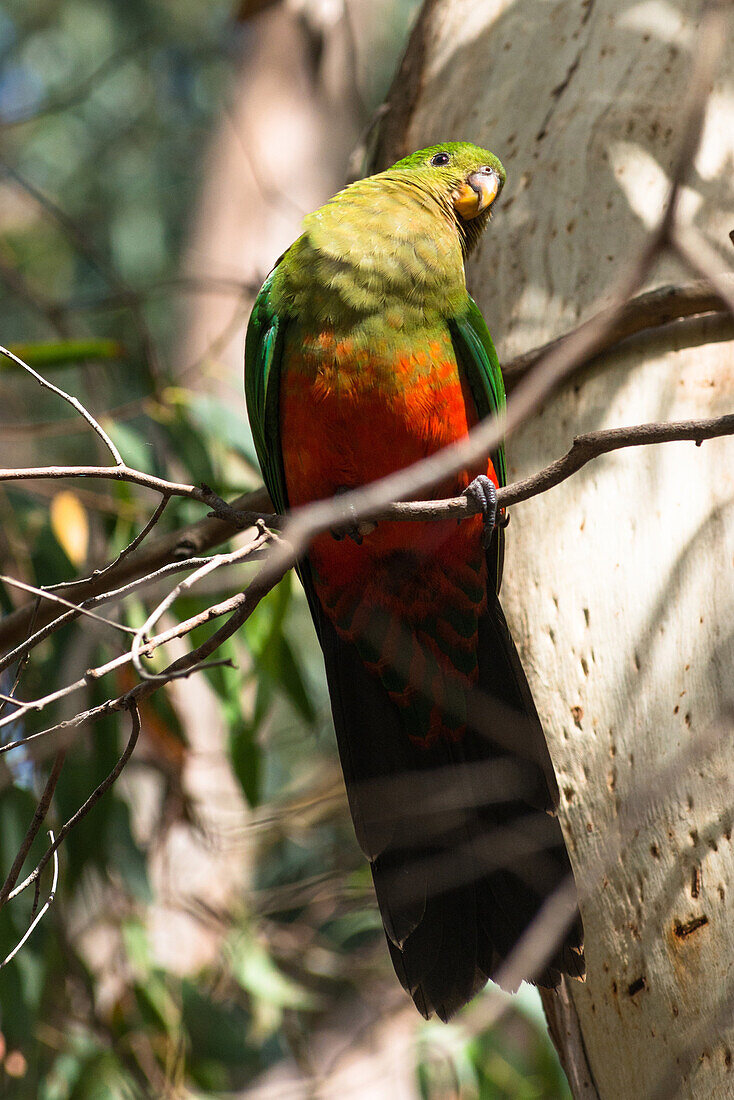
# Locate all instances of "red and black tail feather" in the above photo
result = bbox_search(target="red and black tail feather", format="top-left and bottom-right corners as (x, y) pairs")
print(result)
(308, 560), (584, 1021)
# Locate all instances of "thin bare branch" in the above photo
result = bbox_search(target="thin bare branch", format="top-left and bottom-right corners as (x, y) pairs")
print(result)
(4, 236), (732, 653)
(0, 462), (193, 495)
(0, 344), (123, 465)
(130, 525), (270, 682)
(0, 458), (273, 533)
(6, 702), (141, 905)
(0, 557), (281, 763)
(0, 752), (66, 907)
(0, 551), (240, 675)
(0, 588), (250, 738)
(0, 831), (59, 969)
(0, 532), (277, 744)
(670, 227), (734, 320)
(0, 486), (271, 657)
(49, 494), (170, 595)
(2, 407), (729, 762)
(0, 575), (137, 637)
(2, 412), (731, 691)
(496, 414), (734, 509)
(503, 277), (734, 385)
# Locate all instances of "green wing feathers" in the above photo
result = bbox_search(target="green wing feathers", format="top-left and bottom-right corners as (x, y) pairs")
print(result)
(244, 270), (289, 516)
(449, 295), (506, 488)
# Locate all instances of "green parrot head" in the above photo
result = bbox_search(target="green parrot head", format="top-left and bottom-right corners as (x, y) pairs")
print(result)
(390, 141), (506, 253)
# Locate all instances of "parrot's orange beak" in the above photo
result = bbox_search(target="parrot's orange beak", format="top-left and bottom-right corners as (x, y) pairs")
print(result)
(452, 169), (500, 220)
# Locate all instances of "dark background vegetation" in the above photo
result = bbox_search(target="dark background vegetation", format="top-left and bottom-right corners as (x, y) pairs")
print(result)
(0, 1), (570, 1094)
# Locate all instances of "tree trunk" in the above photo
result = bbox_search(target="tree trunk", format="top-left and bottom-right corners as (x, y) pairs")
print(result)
(376, 2), (734, 1096)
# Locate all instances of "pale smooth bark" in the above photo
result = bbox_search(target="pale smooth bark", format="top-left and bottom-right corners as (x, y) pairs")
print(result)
(376, 1), (734, 1096)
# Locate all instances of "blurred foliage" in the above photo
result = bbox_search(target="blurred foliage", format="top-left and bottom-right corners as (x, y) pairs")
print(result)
(0, 0), (570, 1095)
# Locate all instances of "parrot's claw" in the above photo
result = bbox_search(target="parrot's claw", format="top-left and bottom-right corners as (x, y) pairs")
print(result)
(465, 475), (499, 548)
(331, 489), (377, 544)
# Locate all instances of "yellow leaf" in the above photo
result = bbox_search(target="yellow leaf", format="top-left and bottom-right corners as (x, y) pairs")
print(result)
(50, 491), (89, 567)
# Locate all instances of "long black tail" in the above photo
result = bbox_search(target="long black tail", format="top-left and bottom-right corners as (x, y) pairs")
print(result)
(310, 580), (584, 1021)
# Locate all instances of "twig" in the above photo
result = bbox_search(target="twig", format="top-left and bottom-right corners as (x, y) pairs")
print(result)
(0, 454), (271, 529)
(2, 264), (731, 653)
(670, 227), (734, 319)
(198, 484), (266, 529)
(2, 412), (731, 692)
(503, 277), (734, 384)
(0, 486), (271, 655)
(1, 406), (731, 757)
(0, 575), (137, 637)
(48, 494), (170, 594)
(130, 525), (270, 682)
(227, 406), (734, 586)
(0, 588), (252, 738)
(496, 415), (734, 509)
(6, 702), (141, 905)
(0, 461), (196, 495)
(0, 561), (280, 762)
(0, 752), (66, 907)
(0, 345), (123, 465)
(0, 551), (247, 676)
(0, 536), (278, 744)
(339, 413), (734, 525)
(0, 831), (59, 969)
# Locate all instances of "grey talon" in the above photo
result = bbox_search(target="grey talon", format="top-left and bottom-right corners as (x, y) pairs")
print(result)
(465, 474), (498, 548)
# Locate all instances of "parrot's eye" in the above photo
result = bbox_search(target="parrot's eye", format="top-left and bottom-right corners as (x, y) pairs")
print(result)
(430, 152), (451, 166)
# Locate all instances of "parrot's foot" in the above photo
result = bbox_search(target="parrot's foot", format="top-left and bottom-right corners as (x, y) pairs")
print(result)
(464, 475), (502, 548)
(330, 488), (377, 545)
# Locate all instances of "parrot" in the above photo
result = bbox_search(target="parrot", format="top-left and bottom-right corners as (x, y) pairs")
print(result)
(244, 141), (584, 1021)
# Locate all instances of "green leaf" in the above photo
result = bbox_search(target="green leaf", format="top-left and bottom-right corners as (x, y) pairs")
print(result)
(102, 420), (156, 474)
(132, 977), (181, 1037)
(325, 909), (383, 949)
(161, 408), (218, 486)
(3, 340), (125, 369)
(186, 392), (260, 469)
(244, 576), (316, 725)
(244, 574), (291, 653)
(121, 920), (149, 972)
(258, 634), (315, 725)
(228, 934), (316, 1011)
(67, 1050), (135, 1100)
(180, 980), (255, 1068)
(229, 718), (261, 807)
(107, 800), (151, 902)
